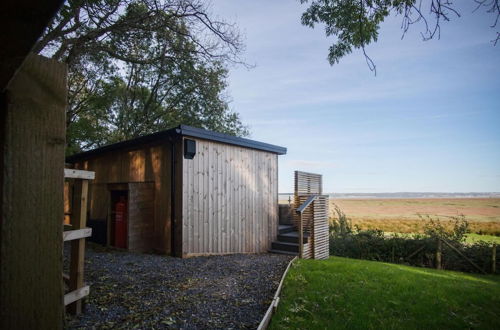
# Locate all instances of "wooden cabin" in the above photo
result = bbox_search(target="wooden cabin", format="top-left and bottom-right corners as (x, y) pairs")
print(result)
(66, 125), (287, 257)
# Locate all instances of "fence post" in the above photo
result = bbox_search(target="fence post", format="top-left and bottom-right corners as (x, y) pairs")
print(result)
(436, 238), (442, 270)
(493, 244), (497, 274)
(299, 213), (303, 259)
(68, 179), (89, 314)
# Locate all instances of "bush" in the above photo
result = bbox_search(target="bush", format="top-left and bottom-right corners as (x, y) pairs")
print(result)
(329, 205), (498, 274)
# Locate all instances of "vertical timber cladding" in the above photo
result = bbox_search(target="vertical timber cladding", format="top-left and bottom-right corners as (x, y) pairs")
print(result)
(182, 138), (279, 256)
(293, 171), (329, 260)
(312, 195), (329, 259)
(128, 182), (155, 252)
(1, 54), (66, 329)
(293, 171), (323, 233)
(74, 143), (173, 254)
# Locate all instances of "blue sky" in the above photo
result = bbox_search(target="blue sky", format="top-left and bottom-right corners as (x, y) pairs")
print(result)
(211, 1), (500, 193)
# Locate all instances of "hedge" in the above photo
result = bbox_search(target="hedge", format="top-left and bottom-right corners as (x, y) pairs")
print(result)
(329, 205), (498, 274)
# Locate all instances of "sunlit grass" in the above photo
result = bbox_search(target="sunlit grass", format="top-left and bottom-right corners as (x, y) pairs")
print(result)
(350, 218), (500, 236)
(331, 198), (500, 236)
(279, 198), (500, 235)
(270, 257), (500, 330)
(465, 233), (500, 245)
(381, 232), (500, 245)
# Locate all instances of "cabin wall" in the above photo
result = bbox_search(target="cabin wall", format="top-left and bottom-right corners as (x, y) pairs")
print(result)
(181, 138), (279, 256)
(73, 143), (172, 253)
(128, 182), (155, 252)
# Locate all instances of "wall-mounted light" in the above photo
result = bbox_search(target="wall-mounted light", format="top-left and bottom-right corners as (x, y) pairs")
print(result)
(184, 139), (196, 159)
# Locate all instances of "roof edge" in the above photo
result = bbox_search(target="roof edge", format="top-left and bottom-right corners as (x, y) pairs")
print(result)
(178, 125), (287, 155)
(66, 125), (287, 162)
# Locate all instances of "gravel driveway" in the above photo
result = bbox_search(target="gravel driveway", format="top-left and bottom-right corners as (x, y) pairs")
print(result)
(65, 244), (292, 329)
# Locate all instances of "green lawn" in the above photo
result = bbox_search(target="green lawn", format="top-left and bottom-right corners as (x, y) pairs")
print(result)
(270, 257), (500, 330)
(383, 232), (500, 245)
(465, 233), (500, 245)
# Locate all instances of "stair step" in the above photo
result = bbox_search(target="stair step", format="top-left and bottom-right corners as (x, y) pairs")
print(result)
(278, 225), (295, 235)
(272, 241), (299, 252)
(278, 231), (309, 244)
(268, 249), (298, 256)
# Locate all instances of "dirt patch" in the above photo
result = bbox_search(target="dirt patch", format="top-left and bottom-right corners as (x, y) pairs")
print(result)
(65, 244), (292, 329)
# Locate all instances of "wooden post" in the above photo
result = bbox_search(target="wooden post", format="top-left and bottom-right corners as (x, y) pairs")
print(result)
(492, 244), (497, 274)
(299, 213), (304, 259)
(436, 238), (442, 270)
(68, 179), (89, 314)
(1, 54), (66, 329)
(440, 238), (487, 274)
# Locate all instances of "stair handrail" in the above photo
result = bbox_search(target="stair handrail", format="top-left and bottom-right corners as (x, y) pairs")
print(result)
(295, 194), (319, 258)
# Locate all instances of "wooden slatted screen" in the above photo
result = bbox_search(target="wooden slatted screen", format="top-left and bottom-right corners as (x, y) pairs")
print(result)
(294, 171), (329, 259)
(312, 195), (329, 259)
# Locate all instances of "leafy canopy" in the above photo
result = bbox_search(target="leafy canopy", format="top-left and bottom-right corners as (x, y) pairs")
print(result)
(36, 0), (248, 155)
(300, 0), (500, 73)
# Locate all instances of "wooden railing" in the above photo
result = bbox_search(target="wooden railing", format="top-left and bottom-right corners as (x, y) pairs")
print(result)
(293, 171), (329, 259)
(296, 195), (318, 258)
(64, 168), (94, 314)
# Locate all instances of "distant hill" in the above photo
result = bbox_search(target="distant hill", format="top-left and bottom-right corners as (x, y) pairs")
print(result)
(279, 192), (500, 199)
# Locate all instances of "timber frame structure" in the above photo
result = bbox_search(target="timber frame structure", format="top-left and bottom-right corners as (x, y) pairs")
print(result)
(63, 169), (95, 315)
(66, 125), (287, 257)
(294, 171), (329, 259)
(270, 171), (329, 259)
(1, 0), (67, 323)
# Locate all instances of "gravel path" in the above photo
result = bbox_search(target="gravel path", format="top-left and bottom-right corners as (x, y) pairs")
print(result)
(65, 244), (293, 329)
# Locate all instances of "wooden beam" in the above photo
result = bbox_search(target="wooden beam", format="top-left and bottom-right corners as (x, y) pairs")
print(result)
(63, 228), (92, 242)
(0, 0), (66, 91)
(436, 238), (442, 270)
(62, 273), (70, 285)
(68, 179), (89, 314)
(64, 168), (95, 180)
(257, 257), (297, 330)
(441, 238), (486, 274)
(299, 213), (304, 259)
(173, 137), (184, 257)
(1, 53), (66, 329)
(64, 286), (90, 306)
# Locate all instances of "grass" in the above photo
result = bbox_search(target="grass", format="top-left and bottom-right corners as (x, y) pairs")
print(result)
(332, 198), (500, 222)
(382, 232), (500, 245)
(329, 198), (500, 236)
(280, 198), (500, 235)
(270, 257), (500, 330)
(465, 234), (500, 245)
(350, 218), (500, 236)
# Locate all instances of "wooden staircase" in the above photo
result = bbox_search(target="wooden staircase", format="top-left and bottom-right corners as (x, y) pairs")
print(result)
(269, 225), (309, 255)
(270, 171), (329, 259)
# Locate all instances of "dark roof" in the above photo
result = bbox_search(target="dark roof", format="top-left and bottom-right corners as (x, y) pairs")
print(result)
(1, 0), (66, 91)
(178, 125), (286, 155)
(66, 125), (287, 162)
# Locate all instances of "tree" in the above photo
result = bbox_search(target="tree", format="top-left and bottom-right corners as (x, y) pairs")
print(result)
(300, 0), (500, 74)
(35, 0), (248, 154)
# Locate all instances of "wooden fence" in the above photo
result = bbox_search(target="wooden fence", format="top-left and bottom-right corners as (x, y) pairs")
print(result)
(294, 171), (329, 259)
(64, 169), (94, 314)
(434, 238), (496, 274)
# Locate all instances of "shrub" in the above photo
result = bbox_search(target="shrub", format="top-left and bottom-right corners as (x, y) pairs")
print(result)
(329, 204), (353, 238)
(329, 206), (498, 274)
(421, 214), (469, 243)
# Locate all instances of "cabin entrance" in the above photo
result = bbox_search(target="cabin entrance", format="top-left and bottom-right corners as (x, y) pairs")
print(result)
(107, 182), (155, 252)
(110, 189), (128, 249)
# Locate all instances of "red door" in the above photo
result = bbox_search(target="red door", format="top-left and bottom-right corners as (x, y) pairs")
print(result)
(114, 197), (127, 248)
